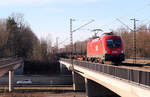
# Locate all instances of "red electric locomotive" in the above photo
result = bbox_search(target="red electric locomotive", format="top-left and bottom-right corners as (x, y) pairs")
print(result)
(87, 32), (125, 63)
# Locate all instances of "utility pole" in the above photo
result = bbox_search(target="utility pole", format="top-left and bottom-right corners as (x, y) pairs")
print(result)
(56, 37), (59, 54)
(70, 18), (94, 91)
(130, 18), (139, 64)
(70, 19), (73, 59)
(70, 18), (75, 91)
(70, 18), (75, 73)
(70, 18), (94, 60)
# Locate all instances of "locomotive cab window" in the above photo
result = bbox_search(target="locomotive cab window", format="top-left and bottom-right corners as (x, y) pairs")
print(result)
(106, 38), (121, 48)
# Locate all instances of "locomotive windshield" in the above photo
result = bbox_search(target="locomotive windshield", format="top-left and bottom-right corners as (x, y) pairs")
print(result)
(106, 38), (121, 48)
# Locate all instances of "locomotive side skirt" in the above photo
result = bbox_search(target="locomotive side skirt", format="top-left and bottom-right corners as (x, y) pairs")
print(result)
(87, 54), (124, 61)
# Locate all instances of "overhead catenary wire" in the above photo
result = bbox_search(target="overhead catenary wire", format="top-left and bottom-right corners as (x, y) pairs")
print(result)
(97, 4), (150, 31)
(58, 4), (150, 54)
(116, 18), (133, 31)
(72, 19), (95, 33)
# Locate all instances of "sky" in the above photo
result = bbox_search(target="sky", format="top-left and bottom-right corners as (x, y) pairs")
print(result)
(0, 0), (150, 47)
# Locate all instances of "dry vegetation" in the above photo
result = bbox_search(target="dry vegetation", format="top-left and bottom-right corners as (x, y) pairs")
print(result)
(0, 92), (85, 97)
(0, 13), (53, 61)
(115, 25), (150, 58)
(0, 13), (58, 74)
(59, 25), (150, 59)
(1, 13), (150, 72)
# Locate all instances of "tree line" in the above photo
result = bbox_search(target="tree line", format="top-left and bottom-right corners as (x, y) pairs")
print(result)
(115, 25), (150, 58)
(0, 14), (49, 61)
(59, 25), (150, 59)
(0, 14), (59, 74)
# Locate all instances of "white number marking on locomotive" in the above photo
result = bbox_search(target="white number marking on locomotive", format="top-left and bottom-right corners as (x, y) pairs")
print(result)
(96, 45), (98, 51)
(112, 51), (117, 53)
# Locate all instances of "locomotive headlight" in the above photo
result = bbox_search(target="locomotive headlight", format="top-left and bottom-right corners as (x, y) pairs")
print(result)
(121, 50), (124, 53)
(105, 50), (107, 53)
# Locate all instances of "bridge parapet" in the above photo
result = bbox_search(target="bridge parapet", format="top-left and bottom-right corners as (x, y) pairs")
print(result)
(60, 58), (150, 88)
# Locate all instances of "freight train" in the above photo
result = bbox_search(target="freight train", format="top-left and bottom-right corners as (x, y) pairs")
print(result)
(87, 32), (125, 64)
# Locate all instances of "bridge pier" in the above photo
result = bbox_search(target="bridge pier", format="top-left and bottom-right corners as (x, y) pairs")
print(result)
(85, 78), (118, 97)
(72, 71), (85, 91)
(9, 70), (14, 92)
(60, 63), (64, 73)
(60, 63), (72, 75)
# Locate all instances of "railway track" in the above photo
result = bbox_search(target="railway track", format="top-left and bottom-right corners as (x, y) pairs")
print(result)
(0, 84), (72, 87)
(0, 57), (22, 67)
(119, 59), (150, 71)
(124, 59), (150, 64)
(0, 85), (73, 91)
(72, 58), (150, 72)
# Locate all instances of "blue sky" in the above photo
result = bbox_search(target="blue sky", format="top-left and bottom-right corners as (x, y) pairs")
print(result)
(0, 0), (150, 46)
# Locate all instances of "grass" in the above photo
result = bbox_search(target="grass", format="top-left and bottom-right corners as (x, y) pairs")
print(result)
(0, 93), (46, 97)
(0, 89), (84, 97)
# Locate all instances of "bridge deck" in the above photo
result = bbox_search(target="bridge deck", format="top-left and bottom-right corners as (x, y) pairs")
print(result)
(60, 59), (150, 97)
(0, 58), (23, 77)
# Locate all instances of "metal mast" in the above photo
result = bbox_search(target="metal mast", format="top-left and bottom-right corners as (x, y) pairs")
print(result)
(56, 37), (59, 54)
(70, 19), (73, 59)
(131, 18), (138, 64)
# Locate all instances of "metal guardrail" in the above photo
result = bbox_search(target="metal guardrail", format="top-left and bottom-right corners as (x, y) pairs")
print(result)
(61, 58), (150, 87)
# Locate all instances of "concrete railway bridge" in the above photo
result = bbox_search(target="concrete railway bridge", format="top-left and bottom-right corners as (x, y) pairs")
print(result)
(59, 58), (150, 97)
(0, 58), (23, 92)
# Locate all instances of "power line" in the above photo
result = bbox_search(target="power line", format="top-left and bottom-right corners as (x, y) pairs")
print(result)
(100, 4), (150, 31)
(56, 37), (59, 53)
(116, 18), (139, 64)
(58, 38), (69, 46)
(70, 19), (94, 58)
(116, 18), (133, 31)
(70, 18), (94, 78)
(72, 20), (94, 32)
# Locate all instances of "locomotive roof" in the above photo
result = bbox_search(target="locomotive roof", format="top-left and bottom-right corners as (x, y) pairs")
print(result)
(100, 32), (121, 38)
(89, 32), (121, 42)
(102, 32), (114, 35)
(100, 34), (121, 39)
(88, 35), (122, 43)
